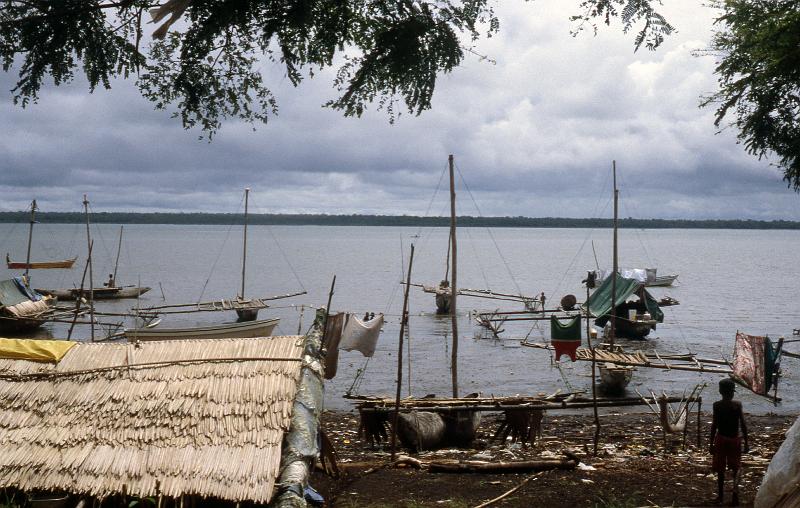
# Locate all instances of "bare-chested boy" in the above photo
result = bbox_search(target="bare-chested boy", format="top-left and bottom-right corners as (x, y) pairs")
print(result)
(709, 378), (749, 506)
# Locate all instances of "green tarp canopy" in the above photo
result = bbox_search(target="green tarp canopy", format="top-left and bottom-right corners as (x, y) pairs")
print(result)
(583, 273), (663, 326)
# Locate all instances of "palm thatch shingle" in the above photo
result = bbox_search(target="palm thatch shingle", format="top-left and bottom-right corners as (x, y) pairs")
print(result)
(0, 336), (307, 503)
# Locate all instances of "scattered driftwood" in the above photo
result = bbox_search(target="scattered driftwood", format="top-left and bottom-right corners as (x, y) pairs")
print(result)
(393, 455), (423, 469)
(429, 451), (578, 474)
(474, 472), (544, 508)
(319, 430), (340, 478)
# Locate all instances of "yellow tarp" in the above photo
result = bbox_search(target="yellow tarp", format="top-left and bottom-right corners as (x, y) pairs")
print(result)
(0, 338), (77, 362)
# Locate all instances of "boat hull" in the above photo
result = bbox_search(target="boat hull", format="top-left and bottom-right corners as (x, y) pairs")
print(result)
(612, 317), (657, 340)
(599, 363), (633, 394)
(646, 275), (678, 287)
(6, 256), (77, 270)
(124, 317), (279, 342)
(36, 286), (151, 300)
(0, 315), (47, 334)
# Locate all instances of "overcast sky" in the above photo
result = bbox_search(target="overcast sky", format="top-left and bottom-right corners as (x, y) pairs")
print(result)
(1, 1), (798, 220)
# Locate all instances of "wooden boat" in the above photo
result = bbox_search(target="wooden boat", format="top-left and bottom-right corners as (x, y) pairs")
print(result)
(6, 254), (77, 270)
(598, 362), (634, 394)
(37, 224), (150, 301)
(124, 317), (279, 342)
(36, 285), (150, 300)
(0, 278), (55, 334)
(7, 200), (76, 272)
(648, 274), (678, 287)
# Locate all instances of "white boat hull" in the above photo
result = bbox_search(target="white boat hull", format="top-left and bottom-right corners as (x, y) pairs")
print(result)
(124, 318), (279, 342)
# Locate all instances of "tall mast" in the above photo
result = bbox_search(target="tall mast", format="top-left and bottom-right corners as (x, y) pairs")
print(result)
(241, 188), (250, 299)
(24, 199), (37, 281)
(112, 225), (123, 286)
(610, 161), (618, 346)
(83, 194), (95, 341)
(449, 154), (459, 398)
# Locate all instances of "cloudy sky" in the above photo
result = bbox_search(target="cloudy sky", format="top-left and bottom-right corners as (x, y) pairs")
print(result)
(1, 1), (798, 220)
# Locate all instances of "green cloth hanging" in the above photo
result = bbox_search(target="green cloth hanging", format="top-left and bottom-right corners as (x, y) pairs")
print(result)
(550, 315), (581, 341)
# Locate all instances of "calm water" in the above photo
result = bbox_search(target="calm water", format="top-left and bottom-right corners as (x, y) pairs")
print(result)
(1, 223), (799, 414)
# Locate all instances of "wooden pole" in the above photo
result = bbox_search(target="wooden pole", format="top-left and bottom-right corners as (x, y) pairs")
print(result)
(321, 275), (336, 347)
(241, 188), (250, 299)
(83, 195), (95, 342)
(112, 225), (123, 287)
(24, 199), (36, 281)
(391, 244), (415, 460)
(449, 154), (459, 398)
(588, 284), (600, 456)
(67, 240), (92, 340)
(610, 161), (618, 346)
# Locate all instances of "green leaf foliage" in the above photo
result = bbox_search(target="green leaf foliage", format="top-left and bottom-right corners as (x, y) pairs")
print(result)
(703, 0), (800, 191)
(0, 1), (670, 136)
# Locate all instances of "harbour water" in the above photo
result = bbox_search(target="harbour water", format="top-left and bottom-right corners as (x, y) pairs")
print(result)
(1, 223), (798, 414)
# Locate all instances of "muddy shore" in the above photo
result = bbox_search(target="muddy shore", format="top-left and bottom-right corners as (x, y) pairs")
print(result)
(312, 410), (796, 507)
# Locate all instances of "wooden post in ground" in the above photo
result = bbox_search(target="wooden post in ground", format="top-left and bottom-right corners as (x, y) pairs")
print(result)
(391, 244), (415, 461)
(696, 398), (702, 447)
(448, 154), (459, 398)
(588, 283), (600, 456)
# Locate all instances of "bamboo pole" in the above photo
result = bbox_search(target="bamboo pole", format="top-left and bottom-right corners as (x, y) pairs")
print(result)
(83, 195), (95, 342)
(67, 240), (92, 340)
(449, 154), (459, 398)
(610, 161), (618, 347)
(24, 199), (36, 281)
(241, 188), (249, 299)
(391, 244), (415, 461)
(112, 225), (123, 286)
(588, 284), (600, 456)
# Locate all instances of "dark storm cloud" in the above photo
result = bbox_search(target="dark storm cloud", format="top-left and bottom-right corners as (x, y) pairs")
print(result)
(0, 1), (797, 219)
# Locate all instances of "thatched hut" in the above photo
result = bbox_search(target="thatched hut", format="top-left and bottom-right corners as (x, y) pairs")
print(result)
(0, 334), (323, 505)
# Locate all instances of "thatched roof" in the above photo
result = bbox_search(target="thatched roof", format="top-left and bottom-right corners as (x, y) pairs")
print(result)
(0, 336), (307, 503)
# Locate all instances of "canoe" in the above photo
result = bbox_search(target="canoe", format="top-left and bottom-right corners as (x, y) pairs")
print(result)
(36, 286), (151, 300)
(646, 274), (678, 287)
(6, 255), (77, 270)
(599, 362), (634, 394)
(124, 317), (279, 342)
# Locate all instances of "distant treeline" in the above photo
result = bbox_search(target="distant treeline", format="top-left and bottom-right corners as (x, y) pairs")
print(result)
(0, 212), (798, 229)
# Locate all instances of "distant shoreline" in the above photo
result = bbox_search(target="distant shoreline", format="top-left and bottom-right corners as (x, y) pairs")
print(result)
(0, 212), (798, 229)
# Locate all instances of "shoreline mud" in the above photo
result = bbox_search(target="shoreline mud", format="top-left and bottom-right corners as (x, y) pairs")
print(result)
(313, 409), (796, 507)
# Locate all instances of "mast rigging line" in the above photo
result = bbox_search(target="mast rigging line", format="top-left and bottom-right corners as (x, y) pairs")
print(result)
(197, 192), (245, 303)
(454, 163), (523, 297)
(248, 194), (306, 292)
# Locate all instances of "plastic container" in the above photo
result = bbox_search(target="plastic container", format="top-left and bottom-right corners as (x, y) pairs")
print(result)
(628, 309), (637, 321)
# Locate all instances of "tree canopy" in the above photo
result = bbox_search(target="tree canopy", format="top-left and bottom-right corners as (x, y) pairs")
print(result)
(702, 0), (800, 191)
(0, 0), (672, 135)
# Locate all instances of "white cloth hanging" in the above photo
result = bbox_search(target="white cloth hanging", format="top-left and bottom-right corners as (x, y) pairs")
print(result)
(339, 314), (384, 357)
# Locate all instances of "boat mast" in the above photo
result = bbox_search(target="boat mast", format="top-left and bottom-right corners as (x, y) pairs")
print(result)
(610, 161), (618, 346)
(449, 154), (459, 398)
(24, 199), (37, 281)
(112, 225), (123, 287)
(241, 188), (249, 300)
(83, 194), (95, 341)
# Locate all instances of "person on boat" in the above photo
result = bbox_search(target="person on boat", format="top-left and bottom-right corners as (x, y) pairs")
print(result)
(709, 378), (749, 505)
(104, 273), (116, 288)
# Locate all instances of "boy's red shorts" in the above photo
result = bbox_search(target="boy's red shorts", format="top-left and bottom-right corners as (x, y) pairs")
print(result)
(712, 435), (742, 473)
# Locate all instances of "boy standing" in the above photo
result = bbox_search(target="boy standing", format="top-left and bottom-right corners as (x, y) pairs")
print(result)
(709, 378), (749, 505)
